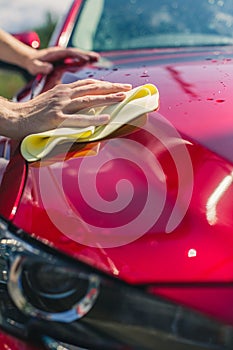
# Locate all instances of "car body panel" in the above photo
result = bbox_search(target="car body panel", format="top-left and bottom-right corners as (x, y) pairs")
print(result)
(0, 144), (26, 220)
(1, 1), (233, 347)
(13, 32), (40, 49)
(5, 48), (233, 325)
(0, 330), (40, 350)
(52, 0), (83, 47)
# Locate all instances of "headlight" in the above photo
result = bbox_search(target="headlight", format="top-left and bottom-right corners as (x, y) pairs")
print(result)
(0, 216), (232, 350)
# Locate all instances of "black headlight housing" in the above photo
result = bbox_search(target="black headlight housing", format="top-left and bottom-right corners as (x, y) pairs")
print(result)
(0, 216), (232, 350)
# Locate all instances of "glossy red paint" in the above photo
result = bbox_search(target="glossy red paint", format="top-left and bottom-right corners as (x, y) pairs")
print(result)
(1, 1), (233, 347)
(0, 330), (39, 350)
(9, 47), (233, 325)
(0, 144), (27, 220)
(53, 0), (83, 47)
(13, 32), (40, 49)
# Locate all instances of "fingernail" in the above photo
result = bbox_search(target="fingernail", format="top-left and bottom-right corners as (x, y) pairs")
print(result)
(122, 84), (132, 88)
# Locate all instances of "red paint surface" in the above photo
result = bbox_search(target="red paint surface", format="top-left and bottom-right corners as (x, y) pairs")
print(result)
(9, 46), (233, 328)
(13, 32), (40, 48)
(54, 0), (83, 46)
(3, 48), (233, 328)
(0, 330), (39, 350)
(1, 1), (233, 348)
(0, 143), (27, 220)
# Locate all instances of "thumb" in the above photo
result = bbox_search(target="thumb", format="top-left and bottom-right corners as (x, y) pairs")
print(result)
(28, 59), (53, 75)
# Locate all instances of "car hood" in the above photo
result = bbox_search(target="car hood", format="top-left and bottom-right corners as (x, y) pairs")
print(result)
(10, 47), (233, 288)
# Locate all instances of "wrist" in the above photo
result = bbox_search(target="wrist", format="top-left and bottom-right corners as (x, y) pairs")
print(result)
(0, 29), (35, 72)
(0, 98), (21, 139)
(17, 51), (35, 72)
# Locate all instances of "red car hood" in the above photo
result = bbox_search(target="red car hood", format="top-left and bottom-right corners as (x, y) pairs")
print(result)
(6, 47), (233, 322)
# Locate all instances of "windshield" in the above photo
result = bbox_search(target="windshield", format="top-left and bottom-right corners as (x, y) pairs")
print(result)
(69, 0), (233, 51)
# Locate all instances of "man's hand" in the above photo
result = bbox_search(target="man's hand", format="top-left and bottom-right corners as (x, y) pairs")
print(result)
(26, 47), (100, 75)
(2, 79), (132, 140)
(0, 29), (100, 75)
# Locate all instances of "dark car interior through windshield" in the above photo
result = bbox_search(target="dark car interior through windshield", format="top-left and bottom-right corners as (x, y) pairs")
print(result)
(70, 0), (233, 51)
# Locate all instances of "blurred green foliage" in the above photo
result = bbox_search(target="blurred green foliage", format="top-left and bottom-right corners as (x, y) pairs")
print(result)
(0, 12), (57, 99)
(34, 12), (57, 48)
(0, 70), (25, 99)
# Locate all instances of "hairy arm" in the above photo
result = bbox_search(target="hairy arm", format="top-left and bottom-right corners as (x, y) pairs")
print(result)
(0, 80), (132, 140)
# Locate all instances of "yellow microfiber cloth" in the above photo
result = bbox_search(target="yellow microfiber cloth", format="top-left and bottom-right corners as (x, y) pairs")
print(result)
(20, 83), (159, 162)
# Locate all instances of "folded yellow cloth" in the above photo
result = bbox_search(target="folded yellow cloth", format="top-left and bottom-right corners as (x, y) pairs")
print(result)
(20, 83), (159, 162)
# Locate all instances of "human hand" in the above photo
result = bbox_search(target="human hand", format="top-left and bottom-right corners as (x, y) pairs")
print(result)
(25, 47), (100, 75)
(3, 79), (132, 139)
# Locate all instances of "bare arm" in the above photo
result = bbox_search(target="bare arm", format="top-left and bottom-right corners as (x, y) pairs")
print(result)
(0, 29), (100, 75)
(0, 29), (35, 68)
(0, 30), (132, 140)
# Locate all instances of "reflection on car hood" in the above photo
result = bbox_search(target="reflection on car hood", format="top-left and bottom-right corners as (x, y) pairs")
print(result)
(82, 46), (233, 164)
(11, 47), (233, 289)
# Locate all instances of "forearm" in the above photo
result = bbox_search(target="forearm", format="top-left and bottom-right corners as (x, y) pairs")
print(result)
(0, 97), (15, 138)
(0, 29), (35, 70)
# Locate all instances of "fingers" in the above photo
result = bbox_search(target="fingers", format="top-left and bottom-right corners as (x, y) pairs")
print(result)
(28, 59), (53, 75)
(31, 47), (99, 75)
(65, 48), (100, 62)
(67, 78), (99, 88)
(38, 47), (100, 64)
(61, 114), (110, 128)
(17, 78), (132, 137)
(69, 80), (132, 98)
(64, 92), (127, 114)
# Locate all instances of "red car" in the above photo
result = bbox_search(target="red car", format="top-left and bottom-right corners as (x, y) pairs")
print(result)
(1, 0), (233, 349)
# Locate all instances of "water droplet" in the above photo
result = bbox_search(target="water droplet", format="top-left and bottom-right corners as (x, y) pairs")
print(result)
(140, 70), (149, 78)
(188, 248), (197, 258)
